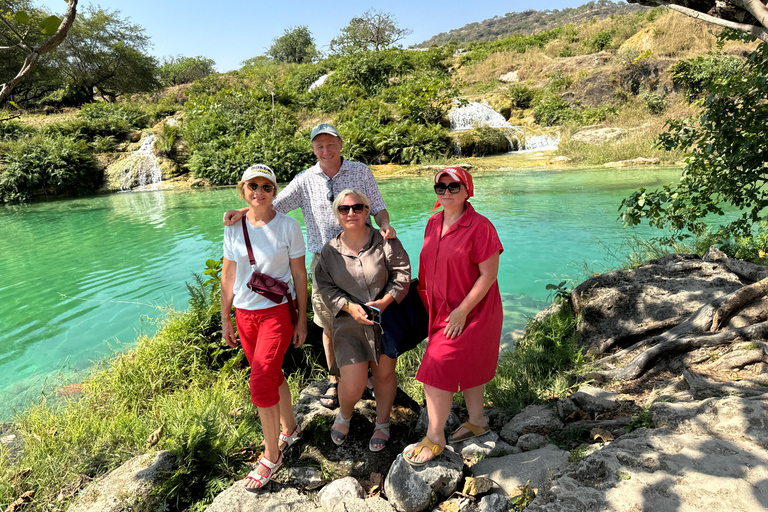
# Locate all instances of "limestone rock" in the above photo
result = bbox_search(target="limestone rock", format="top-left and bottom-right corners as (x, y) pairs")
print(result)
(67, 451), (175, 512)
(517, 433), (548, 451)
(384, 449), (464, 512)
(457, 434), (518, 458)
(478, 493), (509, 512)
(471, 444), (570, 494)
(570, 385), (619, 414)
(555, 397), (581, 421)
(204, 483), (321, 512)
(604, 157), (660, 167)
(463, 476), (494, 496)
(332, 496), (395, 512)
(524, 427), (768, 512)
(570, 127), (628, 145)
(500, 404), (564, 444)
(498, 71), (520, 83)
(289, 466), (326, 489)
(571, 254), (743, 352)
(317, 477), (365, 511)
(549, 156), (571, 164)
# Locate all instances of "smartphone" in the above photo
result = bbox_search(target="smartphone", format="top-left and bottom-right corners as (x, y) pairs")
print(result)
(356, 302), (381, 324)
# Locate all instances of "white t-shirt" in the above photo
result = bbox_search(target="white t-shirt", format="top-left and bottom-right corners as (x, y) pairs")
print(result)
(223, 212), (305, 311)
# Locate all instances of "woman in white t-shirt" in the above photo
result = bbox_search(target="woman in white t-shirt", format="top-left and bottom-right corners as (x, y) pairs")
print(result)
(221, 164), (307, 492)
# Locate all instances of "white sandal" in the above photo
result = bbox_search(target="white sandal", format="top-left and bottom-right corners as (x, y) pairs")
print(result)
(244, 451), (283, 492)
(331, 411), (351, 446)
(278, 424), (302, 451)
(368, 420), (390, 452)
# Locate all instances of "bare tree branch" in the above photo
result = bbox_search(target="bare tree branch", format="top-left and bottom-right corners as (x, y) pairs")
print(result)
(0, 0), (79, 105)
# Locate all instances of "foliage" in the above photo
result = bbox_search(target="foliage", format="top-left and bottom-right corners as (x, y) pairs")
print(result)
(54, 6), (159, 103)
(640, 90), (667, 115)
(0, 119), (37, 141)
(331, 49), (415, 95)
(458, 28), (563, 67)
(158, 55), (216, 87)
(509, 481), (537, 511)
(628, 407), (653, 431)
(0, 135), (99, 202)
(268, 26), (318, 64)
(585, 29), (615, 52)
(329, 9), (412, 55)
(669, 53), (744, 101)
(621, 37), (768, 240)
(694, 223), (768, 264)
(453, 127), (512, 157)
(534, 93), (615, 126)
(393, 72), (457, 125)
(507, 84), (536, 109)
(375, 122), (449, 164)
(485, 305), (582, 410)
(546, 280), (572, 303)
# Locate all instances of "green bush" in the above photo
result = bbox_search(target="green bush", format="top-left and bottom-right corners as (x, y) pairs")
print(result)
(0, 135), (100, 202)
(393, 72), (457, 125)
(0, 120), (37, 141)
(534, 93), (615, 126)
(42, 118), (133, 142)
(453, 126), (512, 157)
(375, 122), (449, 164)
(331, 49), (415, 95)
(79, 102), (149, 128)
(640, 91), (667, 115)
(585, 30), (614, 52)
(670, 54), (744, 101)
(507, 84), (536, 109)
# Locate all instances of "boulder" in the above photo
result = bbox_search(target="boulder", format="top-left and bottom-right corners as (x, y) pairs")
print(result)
(204, 483), (321, 512)
(500, 404), (564, 444)
(67, 451), (175, 512)
(471, 444), (570, 494)
(517, 433), (548, 451)
(289, 466), (326, 490)
(384, 449), (464, 512)
(317, 477), (365, 511)
(570, 385), (619, 414)
(499, 71), (520, 83)
(478, 494), (510, 512)
(570, 127), (628, 145)
(604, 157), (660, 167)
(524, 427), (768, 512)
(332, 497), (396, 512)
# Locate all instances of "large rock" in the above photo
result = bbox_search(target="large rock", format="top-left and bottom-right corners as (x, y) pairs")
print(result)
(570, 127), (628, 145)
(604, 157), (660, 167)
(571, 254), (744, 352)
(524, 427), (768, 512)
(471, 444), (570, 494)
(332, 497), (396, 512)
(317, 477), (365, 511)
(500, 404), (564, 444)
(67, 451), (175, 512)
(570, 385), (619, 414)
(204, 483), (320, 512)
(384, 449), (464, 512)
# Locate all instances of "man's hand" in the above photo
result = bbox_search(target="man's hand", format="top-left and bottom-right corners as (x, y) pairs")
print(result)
(223, 208), (247, 226)
(379, 222), (397, 240)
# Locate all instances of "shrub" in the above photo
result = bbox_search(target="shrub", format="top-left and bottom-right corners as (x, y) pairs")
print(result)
(453, 127), (512, 157)
(507, 84), (536, 109)
(42, 118), (133, 142)
(640, 91), (667, 115)
(375, 122), (449, 164)
(393, 72), (457, 125)
(79, 102), (149, 128)
(0, 120), (37, 141)
(0, 135), (100, 202)
(331, 49), (414, 95)
(585, 29), (614, 52)
(670, 54), (744, 101)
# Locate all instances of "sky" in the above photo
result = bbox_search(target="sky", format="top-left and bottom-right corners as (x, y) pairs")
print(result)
(35, 0), (591, 72)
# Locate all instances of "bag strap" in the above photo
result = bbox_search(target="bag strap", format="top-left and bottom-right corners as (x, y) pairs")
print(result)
(241, 216), (257, 267)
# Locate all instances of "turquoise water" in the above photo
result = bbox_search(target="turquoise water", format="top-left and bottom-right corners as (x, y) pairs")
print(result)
(0, 167), (682, 419)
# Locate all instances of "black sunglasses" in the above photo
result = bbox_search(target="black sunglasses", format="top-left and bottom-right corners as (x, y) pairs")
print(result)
(247, 182), (274, 193)
(434, 182), (463, 195)
(326, 178), (334, 202)
(338, 203), (366, 215)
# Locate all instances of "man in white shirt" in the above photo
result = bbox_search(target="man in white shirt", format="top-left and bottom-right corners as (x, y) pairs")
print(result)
(223, 123), (396, 407)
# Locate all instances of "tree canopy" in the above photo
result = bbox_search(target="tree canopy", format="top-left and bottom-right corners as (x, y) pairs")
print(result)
(267, 25), (317, 64)
(158, 55), (216, 87)
(329, 9), (412, 55)
(620, 31), (768, 240)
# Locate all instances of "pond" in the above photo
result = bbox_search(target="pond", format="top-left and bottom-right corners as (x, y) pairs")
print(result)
(0, 166), (683, 419)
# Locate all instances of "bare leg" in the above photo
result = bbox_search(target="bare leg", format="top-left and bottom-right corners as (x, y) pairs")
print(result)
(406, 383), (452, 464)
(450, 384), (488, 439)
(320, 327), (339, 407)
(331, 362), (368, 442)
(369, 355), (397, 442)
(246, 404), (281, 489)
(277, 379), (298, 451)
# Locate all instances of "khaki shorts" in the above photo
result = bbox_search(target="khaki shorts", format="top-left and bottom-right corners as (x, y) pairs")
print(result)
(310, 253), (333, 330)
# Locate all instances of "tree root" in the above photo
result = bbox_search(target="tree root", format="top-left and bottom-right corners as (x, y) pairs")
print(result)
(683, 369), (768, 399)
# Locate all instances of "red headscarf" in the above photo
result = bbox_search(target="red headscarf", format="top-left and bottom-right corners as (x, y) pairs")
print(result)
(431, 166), (474, 211)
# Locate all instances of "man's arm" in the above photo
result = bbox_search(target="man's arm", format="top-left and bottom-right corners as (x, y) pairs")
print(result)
(373, 209), (396, 239)
(223, 208), (248, 226)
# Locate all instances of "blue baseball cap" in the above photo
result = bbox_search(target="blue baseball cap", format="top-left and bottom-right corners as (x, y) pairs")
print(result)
(310, 123), (340, 141)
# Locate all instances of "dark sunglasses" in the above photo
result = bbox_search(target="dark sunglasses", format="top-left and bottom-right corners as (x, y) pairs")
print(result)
(326, 178), (334, 203)
(247, 182), (274, 193)
(338, 203), (366, 215)
(434, 182), (463, 195)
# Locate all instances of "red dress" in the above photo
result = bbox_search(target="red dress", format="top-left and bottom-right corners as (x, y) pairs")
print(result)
(416, 202), (504, 392)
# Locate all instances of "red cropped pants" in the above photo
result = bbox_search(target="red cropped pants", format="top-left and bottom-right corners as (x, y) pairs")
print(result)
(235, 303), (293, 408)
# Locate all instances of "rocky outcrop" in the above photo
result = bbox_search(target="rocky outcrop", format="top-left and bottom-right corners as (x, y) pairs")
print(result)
(67, 451), (175, 512)
(384, 449), (464, 512)
(604, 156), (660, 167)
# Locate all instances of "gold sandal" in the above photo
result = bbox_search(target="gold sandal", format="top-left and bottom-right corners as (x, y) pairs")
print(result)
(403, 436), (444, 466)
(448, 421), (490, 443)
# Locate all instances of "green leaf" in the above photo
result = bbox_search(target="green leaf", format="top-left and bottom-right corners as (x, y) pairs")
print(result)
(9, 101), (19, 110)
(39, 15), (61, 36)
(14, 10), (30, 24)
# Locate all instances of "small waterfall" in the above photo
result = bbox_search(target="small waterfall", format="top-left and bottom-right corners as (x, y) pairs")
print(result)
(448, 100), (560, 154)
(449, 101), (512, 131)
(309, 73), (332, 91)
(118, 134), (163, 191)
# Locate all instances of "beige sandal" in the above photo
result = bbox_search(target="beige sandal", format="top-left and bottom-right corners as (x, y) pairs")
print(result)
(448, 421), (490, 443)
(403, 436), (444, 466)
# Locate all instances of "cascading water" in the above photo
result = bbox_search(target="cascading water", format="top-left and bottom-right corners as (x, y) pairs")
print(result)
(309, 73), (332, 91)
(118, 134), (163, 191)
(448, 101), (560, 153)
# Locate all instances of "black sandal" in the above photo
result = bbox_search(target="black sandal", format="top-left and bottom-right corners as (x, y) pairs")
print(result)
(319, 382), (339, 409)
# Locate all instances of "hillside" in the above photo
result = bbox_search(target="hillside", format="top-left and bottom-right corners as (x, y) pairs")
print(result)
(417, 0), (649, 47)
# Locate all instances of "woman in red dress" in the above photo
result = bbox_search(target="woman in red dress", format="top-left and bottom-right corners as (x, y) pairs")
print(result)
(403, 166), (503, 465)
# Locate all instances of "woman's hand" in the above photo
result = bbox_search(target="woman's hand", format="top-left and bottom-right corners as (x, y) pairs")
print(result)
(366, 295), (393, 313)
(349, 303), (374, 325)
(443, 307), (468, 339)
(222, 317), (238, 348)
(292, 318), (307, 348)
